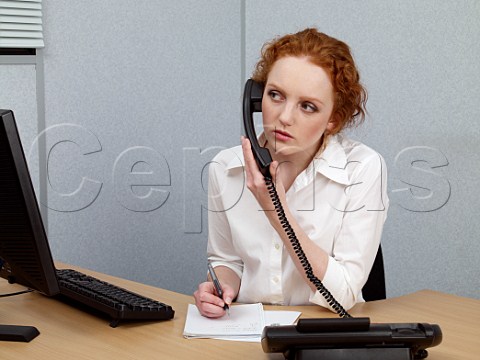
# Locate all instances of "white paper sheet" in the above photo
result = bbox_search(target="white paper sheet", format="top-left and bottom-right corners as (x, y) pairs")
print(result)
(213, 309), (302, 342)
(183, 303), (265, 338)
(183, 303), (301, 343)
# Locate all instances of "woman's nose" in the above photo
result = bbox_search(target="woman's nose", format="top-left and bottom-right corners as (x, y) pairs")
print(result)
(278, 102), (295, 126)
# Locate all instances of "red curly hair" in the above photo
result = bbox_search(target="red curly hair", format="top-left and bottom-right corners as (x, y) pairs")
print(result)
(252, 28), (367, 134)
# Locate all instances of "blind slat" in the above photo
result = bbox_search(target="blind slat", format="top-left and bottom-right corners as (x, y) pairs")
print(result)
(0, 9), (42, 17)
(0, 37), (43, 47)
(0, 15), (42, 24)
(0, 30), (42, 38)
(0, 0), (43, 48)
(0, 22), (41, 31)
(0, 1), (42, 10)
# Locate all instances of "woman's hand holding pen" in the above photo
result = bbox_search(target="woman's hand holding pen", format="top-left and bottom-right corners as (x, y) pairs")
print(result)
(194, 281), (234, 318)
(193, 265), (239, 318)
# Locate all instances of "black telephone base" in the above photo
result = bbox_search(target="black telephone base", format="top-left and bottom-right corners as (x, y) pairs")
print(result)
(289, 347), (422, 360)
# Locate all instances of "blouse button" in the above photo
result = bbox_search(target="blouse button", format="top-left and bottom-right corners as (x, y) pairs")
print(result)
(274, 243), (280, 250)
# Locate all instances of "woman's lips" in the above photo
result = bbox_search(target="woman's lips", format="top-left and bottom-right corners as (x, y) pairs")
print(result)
(274, 129), (293, 141)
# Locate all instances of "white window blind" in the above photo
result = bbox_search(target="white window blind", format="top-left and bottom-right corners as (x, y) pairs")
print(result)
(0, 0), (43, 48)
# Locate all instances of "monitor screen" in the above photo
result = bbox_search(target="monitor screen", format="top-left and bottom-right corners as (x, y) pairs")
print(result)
(0, 109), (59, 296)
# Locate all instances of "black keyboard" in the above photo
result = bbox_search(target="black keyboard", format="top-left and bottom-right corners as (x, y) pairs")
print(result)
(56, 269), (174, 327)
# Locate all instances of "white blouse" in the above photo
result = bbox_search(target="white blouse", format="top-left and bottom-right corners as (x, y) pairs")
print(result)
(207, 134), (389, 311)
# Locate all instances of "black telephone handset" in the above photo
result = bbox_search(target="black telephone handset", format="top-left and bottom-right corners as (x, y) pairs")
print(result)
(242, 79), (273, 179)
(242, 79), (351, 318)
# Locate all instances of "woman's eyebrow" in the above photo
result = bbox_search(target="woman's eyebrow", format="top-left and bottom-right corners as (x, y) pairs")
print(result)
(265, 81), (325, 106)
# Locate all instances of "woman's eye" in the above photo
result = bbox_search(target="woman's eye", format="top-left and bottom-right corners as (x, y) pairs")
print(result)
(268, 90), (282, 101)
(302, 102), (318, 113)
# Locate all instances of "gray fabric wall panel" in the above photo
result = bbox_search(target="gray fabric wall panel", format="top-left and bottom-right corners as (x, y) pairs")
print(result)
(40, 0), (242, 293)
(0, 65), (39, 184)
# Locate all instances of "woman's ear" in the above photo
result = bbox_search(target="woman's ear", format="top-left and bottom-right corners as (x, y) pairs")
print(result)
(326, 114), (340, 134)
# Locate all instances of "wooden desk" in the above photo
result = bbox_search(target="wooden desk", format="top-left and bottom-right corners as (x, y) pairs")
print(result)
(0, 264), (478, 359)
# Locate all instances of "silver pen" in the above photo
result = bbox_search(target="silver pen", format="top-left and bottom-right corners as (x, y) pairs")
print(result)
(207, 262), (230, 316)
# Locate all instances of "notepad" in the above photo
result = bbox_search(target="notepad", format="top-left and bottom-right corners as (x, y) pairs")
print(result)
(183, 303), (301, 342)
(183, 303), (265, 338)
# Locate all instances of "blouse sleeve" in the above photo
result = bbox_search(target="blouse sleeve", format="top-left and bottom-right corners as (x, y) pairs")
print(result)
(309, 151), (389, 311)
(206, 153), (244, 279)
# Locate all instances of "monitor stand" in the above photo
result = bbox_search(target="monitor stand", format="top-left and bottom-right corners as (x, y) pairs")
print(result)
(0, 324), (39, 342)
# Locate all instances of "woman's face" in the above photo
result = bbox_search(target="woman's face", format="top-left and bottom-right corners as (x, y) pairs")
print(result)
(262, 56), (335, 165)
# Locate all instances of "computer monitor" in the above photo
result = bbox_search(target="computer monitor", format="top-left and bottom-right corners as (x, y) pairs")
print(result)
(0, 109), (60, 296)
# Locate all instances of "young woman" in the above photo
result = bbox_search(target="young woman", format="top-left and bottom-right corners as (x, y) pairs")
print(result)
(194, 28), (389, 318)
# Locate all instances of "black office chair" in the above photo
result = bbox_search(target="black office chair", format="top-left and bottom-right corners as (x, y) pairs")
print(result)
(362, 245), (386, 301)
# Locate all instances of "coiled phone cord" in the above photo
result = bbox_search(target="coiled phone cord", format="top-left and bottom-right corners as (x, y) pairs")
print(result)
(265, 177), (352, 318)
